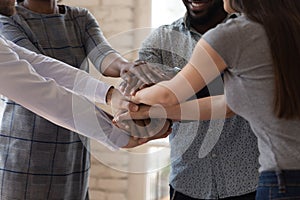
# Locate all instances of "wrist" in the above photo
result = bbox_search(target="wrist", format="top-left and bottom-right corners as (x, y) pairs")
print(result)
(167, 119), (173, 129)
(106, 87), (114, 105)
(119, 61), (132, 76)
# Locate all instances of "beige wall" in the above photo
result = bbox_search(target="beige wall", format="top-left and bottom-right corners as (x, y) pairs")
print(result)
(65, 1), (153, 200)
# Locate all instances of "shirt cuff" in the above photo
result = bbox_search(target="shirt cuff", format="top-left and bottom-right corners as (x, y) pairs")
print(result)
(95, 82), (113, 104)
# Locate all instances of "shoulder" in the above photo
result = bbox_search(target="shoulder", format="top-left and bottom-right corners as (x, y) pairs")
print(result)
(209, 15), (262, 37)
(146, 18), (185, 40)
(0, 14), (22, 33)
(63, 5), (89, 15)
(203, 15), (262, 49)
(157, 18), (185, 34)
(0, 14), (14, 24)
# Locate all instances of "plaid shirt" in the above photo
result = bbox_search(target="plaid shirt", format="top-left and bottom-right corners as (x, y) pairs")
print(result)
(139, 15), (260, 199)
(0, 4), (117, 200)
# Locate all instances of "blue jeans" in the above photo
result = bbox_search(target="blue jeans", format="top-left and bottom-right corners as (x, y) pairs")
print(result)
(256, 170), (300, 200)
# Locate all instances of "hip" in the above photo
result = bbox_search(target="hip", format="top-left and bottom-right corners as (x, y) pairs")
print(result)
(256, 170), (300, 200)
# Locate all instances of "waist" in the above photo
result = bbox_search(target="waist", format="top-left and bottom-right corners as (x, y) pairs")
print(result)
(259, 170), (300, 185)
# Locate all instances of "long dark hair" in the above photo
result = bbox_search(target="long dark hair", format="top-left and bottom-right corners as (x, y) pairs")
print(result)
(229, 0), (300, 119)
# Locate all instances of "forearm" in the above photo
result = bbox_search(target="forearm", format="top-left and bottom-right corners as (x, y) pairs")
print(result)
(9, 40), (112, 104)
(1, 38), (129, 150)
(132, 81), (179, 106)
(172, 95), (232, 120)
(150, 95), (233, 121)
(100, 52), (132, 77)
(0, 60), (129, 150)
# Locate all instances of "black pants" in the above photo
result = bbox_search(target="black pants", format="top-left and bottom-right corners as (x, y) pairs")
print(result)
(170, 185), (256, 200)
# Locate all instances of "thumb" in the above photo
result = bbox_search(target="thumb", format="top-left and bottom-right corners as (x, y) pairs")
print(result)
(114, 112), (133, 122)
(128, 102), (139, 112)
(128, 94), (141, 104)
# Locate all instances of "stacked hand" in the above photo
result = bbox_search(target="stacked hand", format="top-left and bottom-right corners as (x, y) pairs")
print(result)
(119, 61), (178, 96)
(106, 87), (172, 147)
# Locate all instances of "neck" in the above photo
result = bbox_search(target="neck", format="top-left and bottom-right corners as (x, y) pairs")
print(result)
(190, 9), (227, 34)
(23, 0), (58, 14)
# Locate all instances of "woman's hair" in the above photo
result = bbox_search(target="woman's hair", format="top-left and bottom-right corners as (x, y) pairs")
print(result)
(229, 0), (300, 119)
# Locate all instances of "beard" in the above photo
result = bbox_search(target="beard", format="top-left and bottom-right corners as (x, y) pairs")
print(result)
(186, 0), (224, 24)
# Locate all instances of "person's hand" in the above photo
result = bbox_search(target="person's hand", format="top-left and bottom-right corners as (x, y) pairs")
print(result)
(114, 104), (166, 121)
(122, 136), (141, 148)
(121, 119), (172, 148)
(119, 61), (178, 96)
(107, 87), (169, 139)
(106, 87), (139, 115)
(114, 116), (169, 138)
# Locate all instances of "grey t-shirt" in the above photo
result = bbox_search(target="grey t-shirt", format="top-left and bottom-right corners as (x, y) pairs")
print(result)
(203, 15), (300, 172)
(139, 16), (259, 199)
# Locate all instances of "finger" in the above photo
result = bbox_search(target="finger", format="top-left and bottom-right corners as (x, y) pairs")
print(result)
(122, 137), (138, 148)
(121, 71), (133, 82)
(134, 118), (157, 138)
(115, 108), (149, 121)
(129, 65), (152, 84)
(126, 119), (146, 138)
(124, 77), (139, 96)
(144, 70), (165, 83)
(113, 120), (130, 132)
(133, 136), (139, 141)
(128, 102), (139, 112)
(132, 119), (148, 138)
(143, 66), (171, 83)
(137, 65), (157, 83)
(145, 118), (166, 137)
(119, 81), (127, 93)
(138, 138), (149, 144)
(117, 99), (139, 112)
(127, 94), (141, 104)
(114, 112), (132, 122)
(130, 80), (145, 96)
(139, 83), (153, 90)
(156, 128), (172, 139)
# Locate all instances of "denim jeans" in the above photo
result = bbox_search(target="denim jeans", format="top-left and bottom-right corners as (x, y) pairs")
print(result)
(256, 170), (300, 200)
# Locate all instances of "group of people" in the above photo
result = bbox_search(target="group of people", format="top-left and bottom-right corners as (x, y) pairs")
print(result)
(0, 0), (299, 200)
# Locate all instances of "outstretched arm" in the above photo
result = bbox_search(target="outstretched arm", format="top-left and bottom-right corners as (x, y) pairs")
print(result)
(115, 95), (234, 123)
(130, 39), (228, 106)
(8, 39), (112, 104)
(0, 37), (131, 150)
(82, 9), (168, 84)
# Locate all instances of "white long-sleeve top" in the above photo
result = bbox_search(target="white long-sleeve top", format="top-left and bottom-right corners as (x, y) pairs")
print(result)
(0, 36), (129, 150)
